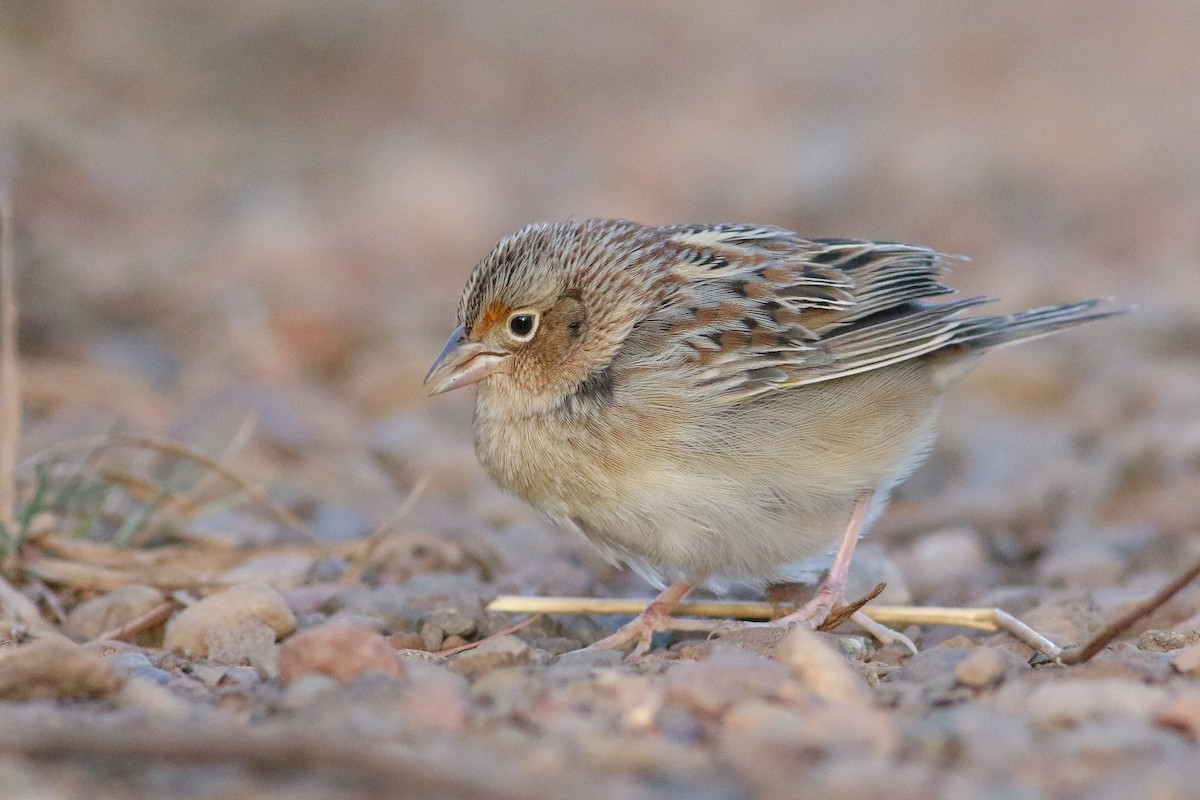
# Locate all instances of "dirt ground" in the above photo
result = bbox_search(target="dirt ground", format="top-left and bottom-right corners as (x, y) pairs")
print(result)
(0, 2), (1199, 798)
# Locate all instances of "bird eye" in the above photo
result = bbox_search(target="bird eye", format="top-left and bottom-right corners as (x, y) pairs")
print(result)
(506, 311), (539, 341)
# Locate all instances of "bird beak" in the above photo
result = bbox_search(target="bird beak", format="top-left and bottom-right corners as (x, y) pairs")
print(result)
(424, 324), (510, 395)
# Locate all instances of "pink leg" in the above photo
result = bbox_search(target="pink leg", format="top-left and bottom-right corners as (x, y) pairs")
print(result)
(585, 580), (695, 658)
(772, 490), (874, 629)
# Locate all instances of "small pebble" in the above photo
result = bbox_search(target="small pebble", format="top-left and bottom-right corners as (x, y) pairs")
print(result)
(554, 648), (625, 670)
(395, 649), (445, 663)
(201, 617), (280, 674)
(0, 637), (124, 700)
(219, 553), (315, 591)
(1140, 629), (1200, 653)
(281, 673), (341, 709)
(116, 677), (193, 718)
(421, 622), (446, 652)
(425, 609), (478, 638)
(309, 558), (348, 582)
(401, 660), (471, 732)
(711, 626), (787, 657)
(529, 637), (582, 657)
(721, 698), (895, 767)
(665, 648), (792, 716)
(106, 652), (172, 685)
(670, 637), (717, 660)
(441, 635), (470, 651)
(1019, 679), (1170, 729)
(1171, 642), (1200, 675)
(776, 627), (868, 704)
(278, 619), (403, 685)
(1068, 643), (1175, 682)
(339, 579), (478, 631)
(953, 646), (1022, 688)
(283, 583), (346, 615)
(389, 631), (427, 651)
(164, 583), (297, 657)
(827, 634), (871, 662)
(450, 635), (531, 679)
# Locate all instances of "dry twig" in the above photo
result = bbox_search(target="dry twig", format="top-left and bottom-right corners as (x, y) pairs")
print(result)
(342, 473), (430, 584)
(177, 415), (259, 516)
(19, 433), (321, 543)
(113, 434), (322, 543)
(0, 195), (15, 531)
(0, 196), (49, 631)
(435, 613), (541, 657)
(90, 598), (183, 643)
(1058, 552), (1200, 665)
(487, 573), (1200, 665)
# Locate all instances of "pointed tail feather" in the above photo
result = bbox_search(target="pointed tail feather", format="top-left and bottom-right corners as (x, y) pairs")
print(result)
(951, 298), (1130, 350)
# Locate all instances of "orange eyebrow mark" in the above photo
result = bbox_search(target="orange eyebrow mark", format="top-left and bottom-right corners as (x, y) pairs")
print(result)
(472, 303), (511, 337)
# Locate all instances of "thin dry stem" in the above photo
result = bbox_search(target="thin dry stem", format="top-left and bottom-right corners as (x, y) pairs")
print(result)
(0, 195), (17, 530)
(114, 434), (321, 543)
(0, 196), (47, 630)
(1058, 551), (1200, 665)
(435, 613), (541, 656)
(487, 595), (782, 621)
(485, 595), (1068, 657)
(90, 598), (183, 643)
(342, 473), (430, 584)
(491, 582), (1200, 665)
(176, 415), (258, 516)
(18, 433), (321, 543)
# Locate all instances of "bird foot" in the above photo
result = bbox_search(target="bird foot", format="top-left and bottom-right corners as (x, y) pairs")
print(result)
(707, 585), (841, 639)
(584, 611), (663, 660)
(582, 580), (696, 660)
(709, 582), (916, 653)
(778, 589), (838, 628)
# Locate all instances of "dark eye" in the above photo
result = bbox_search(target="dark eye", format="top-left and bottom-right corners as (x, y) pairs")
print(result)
(507, 311), (538, 341)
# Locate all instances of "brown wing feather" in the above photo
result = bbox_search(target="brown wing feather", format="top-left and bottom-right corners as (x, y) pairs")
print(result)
(642, 226), (978, 401)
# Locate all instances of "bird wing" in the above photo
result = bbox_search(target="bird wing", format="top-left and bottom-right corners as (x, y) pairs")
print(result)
(645, 224), (988, 403)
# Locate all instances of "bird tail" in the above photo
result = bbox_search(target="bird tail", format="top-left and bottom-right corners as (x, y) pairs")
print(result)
(951, 298), (1130, 351)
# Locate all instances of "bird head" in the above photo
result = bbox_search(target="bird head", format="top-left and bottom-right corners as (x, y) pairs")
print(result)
(424, 219), (664, 414)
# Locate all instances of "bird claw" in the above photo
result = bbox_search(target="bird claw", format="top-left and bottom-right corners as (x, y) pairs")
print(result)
(584, 617), (659, 660)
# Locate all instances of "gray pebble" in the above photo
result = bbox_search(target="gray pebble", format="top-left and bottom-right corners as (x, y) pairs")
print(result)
(1139, 628), (1200, 652)
(425, 609), (478, 638)
(421, 622), (445, 651)
(954, 647), (1025, 688)
(450, 635), (531, 679)
(281, 674), (341, 709)
(554, 648), (625, 670)
(106, 652), (172, 685)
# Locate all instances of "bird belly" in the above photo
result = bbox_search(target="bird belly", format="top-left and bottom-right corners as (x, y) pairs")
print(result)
(473, 363), (940, 586)
(475, 412), (878, 586)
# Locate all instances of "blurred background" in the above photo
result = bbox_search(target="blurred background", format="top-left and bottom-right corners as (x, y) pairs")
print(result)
(0, 0), (1197, 590)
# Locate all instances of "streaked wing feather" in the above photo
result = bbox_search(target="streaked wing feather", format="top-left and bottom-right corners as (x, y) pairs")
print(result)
(645, 228), (980, 402)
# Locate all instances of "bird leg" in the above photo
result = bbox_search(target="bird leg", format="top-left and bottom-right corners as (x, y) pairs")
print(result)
(771, 490), (874, 629)
(584, 580), (695, 658)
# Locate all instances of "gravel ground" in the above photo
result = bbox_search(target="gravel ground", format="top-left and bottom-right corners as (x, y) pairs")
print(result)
(0, 3), (1198, 799)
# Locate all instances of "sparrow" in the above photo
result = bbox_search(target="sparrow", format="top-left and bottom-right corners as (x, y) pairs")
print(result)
(425, 218), (1123, 656)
